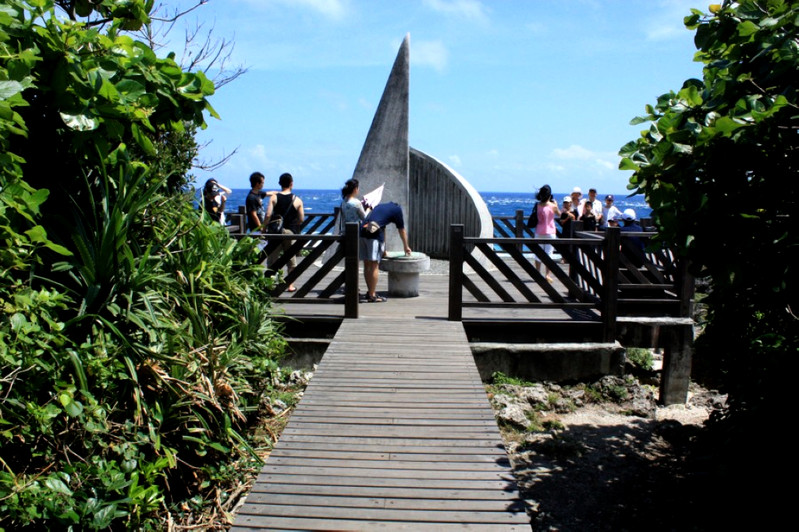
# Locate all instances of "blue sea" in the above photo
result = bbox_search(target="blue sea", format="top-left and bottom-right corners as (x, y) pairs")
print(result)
(218, 189), (652, 220)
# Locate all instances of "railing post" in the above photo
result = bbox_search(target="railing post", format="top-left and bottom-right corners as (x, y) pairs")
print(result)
(344, 222), (359, 319)
(567, 219), (579, 284)
(449, 224), (464, 321)
(515, 209), (524, 252)
(602, 227), (620, 342)
(677, 258), (694, 318)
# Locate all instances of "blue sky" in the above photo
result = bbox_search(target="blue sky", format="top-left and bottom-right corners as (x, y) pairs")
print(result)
(164, 0), (704, 193)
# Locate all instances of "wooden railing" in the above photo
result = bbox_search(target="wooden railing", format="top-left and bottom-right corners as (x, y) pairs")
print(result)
(449, 224), (691, 339)
(228, 209), (340, 248)
(492, 210), (533, 239)
(449, 224), (619, 341)
(235, 222), (359, 318)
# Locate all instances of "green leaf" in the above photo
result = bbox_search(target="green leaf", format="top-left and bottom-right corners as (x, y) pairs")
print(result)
(60, 111), (99, 131)
(44, 477), (73, 496)
(131, 122), (155, 156)
(738, 20), (759, 36)
(619, 158), (640, 171)
(59, 393), (84, 417)
(713, 116), (745, 135)
(0, 80), (24, 100)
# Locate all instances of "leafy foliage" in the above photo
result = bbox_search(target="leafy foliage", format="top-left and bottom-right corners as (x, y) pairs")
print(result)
(619, 0), (797, 517)
(1, 1), (284, 528)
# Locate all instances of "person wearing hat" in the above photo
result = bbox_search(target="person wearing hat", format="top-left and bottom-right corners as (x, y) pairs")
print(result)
(570, 186), (583, 211)
(601, 194), (622, 230)
(586, 188), (603, 226)
(619, 208), (646, 267)
(202, 178), (232, 224)
(559, 196), (576, 237)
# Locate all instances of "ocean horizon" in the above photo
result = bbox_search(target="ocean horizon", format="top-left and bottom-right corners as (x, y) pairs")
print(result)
(214, 189), (652, 220)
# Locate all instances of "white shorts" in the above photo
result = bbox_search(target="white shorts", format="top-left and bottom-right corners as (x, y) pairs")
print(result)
(536, 233), (556, 260)
(359, 238), (385, 262)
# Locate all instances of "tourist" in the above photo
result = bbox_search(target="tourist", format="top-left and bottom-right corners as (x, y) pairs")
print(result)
(558, 197), (576, 237)
(586, 188), (603, 226)
(579, 201), (598, 231)
(360, 202), (411, 302)
(570, 186), (584, 211)
(601, 195), (622, 230)
(529, 184), (560, 282)
(340, 178), (367, 227)
(202, 178), (231, 224)
(245, 172), (268, 232)
(619, 208), (646, 267)
(265, 173), (305, 292)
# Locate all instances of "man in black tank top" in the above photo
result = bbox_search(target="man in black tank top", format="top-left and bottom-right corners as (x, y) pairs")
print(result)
(265, 173), (304, 291)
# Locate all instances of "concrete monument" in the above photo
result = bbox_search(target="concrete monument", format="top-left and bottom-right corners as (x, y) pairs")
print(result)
(351, 34), (410, 252)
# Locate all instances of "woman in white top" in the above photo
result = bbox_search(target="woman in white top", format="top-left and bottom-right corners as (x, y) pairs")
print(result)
(340, 178), (366, 227)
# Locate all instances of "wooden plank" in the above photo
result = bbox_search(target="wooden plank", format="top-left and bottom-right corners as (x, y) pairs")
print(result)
(269, 449), (510, 463)
(242, 493), (521, 511)
(269, 441), (508, 455)
(256, 473), (515, 490)
(266, 457), (511, 472)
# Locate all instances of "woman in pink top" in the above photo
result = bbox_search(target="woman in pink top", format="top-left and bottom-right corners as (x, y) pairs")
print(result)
(532, 184), (560, 282)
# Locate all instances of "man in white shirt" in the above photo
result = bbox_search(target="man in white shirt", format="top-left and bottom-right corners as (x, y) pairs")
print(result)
(601, 194), (622, 230)
(586, 188), (604, 226)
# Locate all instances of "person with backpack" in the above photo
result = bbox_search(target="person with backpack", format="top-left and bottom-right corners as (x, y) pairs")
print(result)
(264, 173), (304, 292)
(359, 202), (411, 302)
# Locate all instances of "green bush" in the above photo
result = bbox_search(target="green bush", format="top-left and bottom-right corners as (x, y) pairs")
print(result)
(0, 2), (287, 528)
(626, 348), (654, 371)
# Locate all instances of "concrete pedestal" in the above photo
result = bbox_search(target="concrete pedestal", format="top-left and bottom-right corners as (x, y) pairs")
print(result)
(379, 252), (430, 297)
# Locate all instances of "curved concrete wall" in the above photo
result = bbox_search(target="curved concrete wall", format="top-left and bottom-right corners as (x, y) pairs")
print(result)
(409, 147), (493, 259)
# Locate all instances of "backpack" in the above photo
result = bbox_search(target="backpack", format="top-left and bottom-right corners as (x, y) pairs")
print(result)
(264, 194), (294, 234)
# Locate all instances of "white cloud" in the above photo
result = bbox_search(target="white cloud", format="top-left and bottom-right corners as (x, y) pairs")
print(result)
(596, 159), (615, 170)
(449, 155), (462, 166)
(240, 0), (350, 20)
(552, 144), (595, 160)
(247, 144), (277, 169)
(551, 145), (618, 172)
(413, 40), (449, 72)
(423, 0), (490, 22)
(486, 149), (499, 157)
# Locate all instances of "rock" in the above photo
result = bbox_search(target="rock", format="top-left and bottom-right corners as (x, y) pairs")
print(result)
(272, 399), (288, 414)
(491, 393), (515, 410)
(520, 384), (550, 407)
(627, 384), (656, 417)
(564, 389), (586, 407)
(553, 398), (576, 414)
(288, 369), (313, 386)
(498, 403), (530, 430)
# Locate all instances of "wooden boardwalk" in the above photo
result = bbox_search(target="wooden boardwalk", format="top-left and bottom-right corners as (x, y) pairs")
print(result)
(232, 316), (530, 530)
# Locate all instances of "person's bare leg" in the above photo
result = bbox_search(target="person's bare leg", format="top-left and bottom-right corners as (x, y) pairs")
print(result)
(364, 260), (379, 297)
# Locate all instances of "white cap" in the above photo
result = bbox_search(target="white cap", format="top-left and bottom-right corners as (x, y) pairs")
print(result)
(622, 208), (637, 221)
(562, 196), (572, 203)
(572, 186), (582, 194)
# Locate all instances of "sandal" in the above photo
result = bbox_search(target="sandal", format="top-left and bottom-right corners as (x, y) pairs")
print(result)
(286, 285), (297, 292)
(366, 294), (387, 303)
